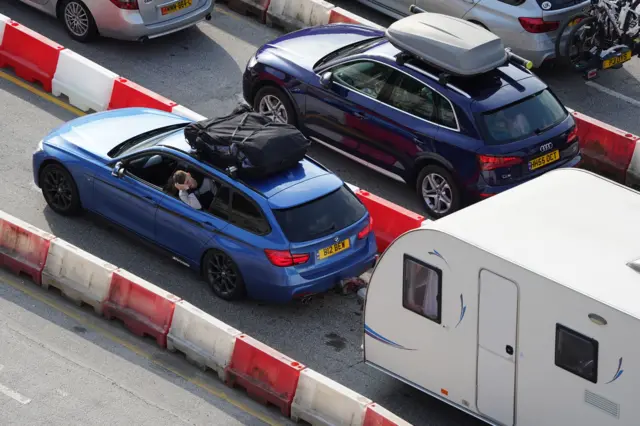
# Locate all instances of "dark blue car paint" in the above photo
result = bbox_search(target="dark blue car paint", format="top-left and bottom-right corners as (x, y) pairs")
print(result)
(32, 108), (377, 303)
(242, 24), (581, 204)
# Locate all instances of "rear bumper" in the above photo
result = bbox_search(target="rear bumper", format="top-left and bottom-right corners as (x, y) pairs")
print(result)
(95, 1), (215, 41)
(469, 153), (582, 200)
(247, 235), (378, 303)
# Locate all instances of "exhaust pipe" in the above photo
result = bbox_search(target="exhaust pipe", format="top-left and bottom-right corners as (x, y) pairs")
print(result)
(300, 295), (314, 305)
(139, 36), (149, 43)
(205, 13), (212, 20)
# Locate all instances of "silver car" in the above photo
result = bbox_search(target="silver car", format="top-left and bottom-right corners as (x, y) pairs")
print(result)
(356, 0), (592, 67)
(20, 0), (215, 42)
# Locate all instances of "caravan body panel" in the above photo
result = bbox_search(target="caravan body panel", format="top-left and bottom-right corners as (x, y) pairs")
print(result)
(364, 169), (640, 426)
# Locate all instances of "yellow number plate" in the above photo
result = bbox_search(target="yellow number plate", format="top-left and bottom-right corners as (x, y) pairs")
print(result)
(528, 150), (560, 171)
(318, 239), (350, 260)
(568, 17), (582, 27)
(161, 0), (192, 16)
(603, 51), (632, 69)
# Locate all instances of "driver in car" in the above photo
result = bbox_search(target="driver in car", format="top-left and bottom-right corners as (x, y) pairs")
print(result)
(169, 170), (217, 211)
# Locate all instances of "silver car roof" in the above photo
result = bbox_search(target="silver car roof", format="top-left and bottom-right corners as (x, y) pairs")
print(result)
(385, 12), (507, 76)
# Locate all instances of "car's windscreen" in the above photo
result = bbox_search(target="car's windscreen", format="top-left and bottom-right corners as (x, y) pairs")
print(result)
(314, 37), (384, 69)
(479, 89), (568, 145)
(273, 185), (366, 243)
(108, 124), (188, 158)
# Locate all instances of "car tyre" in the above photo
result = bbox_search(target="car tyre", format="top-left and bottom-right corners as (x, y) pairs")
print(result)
(253, 86), (297, 126)
(203, 249), (246, 301)
(416, 165), (461, 219)
(39, 163), (83, 216)
(61, 0), (98, 43)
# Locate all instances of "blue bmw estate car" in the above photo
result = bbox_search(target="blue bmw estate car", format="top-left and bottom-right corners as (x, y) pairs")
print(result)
(32, 108), (377, 303)
(242, 23), (582, 218)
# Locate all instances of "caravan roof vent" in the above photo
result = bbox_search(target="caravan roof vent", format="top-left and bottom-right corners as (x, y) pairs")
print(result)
(385, 12), (507, 76)
(627, 258), (640, 274)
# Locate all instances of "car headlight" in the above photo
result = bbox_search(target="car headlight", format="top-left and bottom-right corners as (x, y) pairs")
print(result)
(36, 139), (44, 152)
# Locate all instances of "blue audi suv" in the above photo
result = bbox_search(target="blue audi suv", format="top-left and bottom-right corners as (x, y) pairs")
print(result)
(242, 21), (581, 218)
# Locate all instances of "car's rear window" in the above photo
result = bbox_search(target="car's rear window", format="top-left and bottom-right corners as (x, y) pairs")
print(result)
(534, 0), (584, 10)
(273, 185), (366, 243)
(479, 89), (568, 145)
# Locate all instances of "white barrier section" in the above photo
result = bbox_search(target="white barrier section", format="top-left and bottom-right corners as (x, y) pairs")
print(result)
(172, 105), (207, 121)
(0, 13), (10, 45)
(167, 301), (242, 380)
(291, 368), (372, 426)
(346, 182), (360, 193)
(626, 140), (640, 190)
(52, 49), (118, 112)
(42, 239), (117, 314)
(267, 0), (335, 29)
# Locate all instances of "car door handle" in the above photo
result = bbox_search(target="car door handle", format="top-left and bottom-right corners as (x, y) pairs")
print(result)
(353, 112), (366, 119)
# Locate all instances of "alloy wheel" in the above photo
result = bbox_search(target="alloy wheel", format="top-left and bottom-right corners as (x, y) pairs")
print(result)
(42, 169), (74, 211)
(421, 172), (453, 215)
(207, 253), (238, 297)
(258, 94), (288, 123)
(64, 2), (90, 38)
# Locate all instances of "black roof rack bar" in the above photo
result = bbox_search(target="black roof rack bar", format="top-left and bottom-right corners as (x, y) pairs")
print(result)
(395, 52), (471, 99)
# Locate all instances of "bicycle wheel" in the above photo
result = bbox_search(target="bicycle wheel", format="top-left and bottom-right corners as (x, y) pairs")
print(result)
(565, 16), (600, 69)
(555, 13), (591, 63)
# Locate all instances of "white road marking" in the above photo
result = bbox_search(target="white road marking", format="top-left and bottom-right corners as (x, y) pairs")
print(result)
(0, 383), (32, 404)
(585, 81), (640, 108)
(0, 365), (32, 404)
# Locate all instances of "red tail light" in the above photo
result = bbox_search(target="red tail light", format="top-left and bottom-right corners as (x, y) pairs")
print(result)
(518, 17), (559, 33)
(478, 154), (523, 171)
(264, 249), (310, 267)
(109, 0), (139, 10)
(357, 215), (373, 240)
(567, 126), (578, 143)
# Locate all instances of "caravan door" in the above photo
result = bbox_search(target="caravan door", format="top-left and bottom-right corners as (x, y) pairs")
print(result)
(476, 270), (518, 426)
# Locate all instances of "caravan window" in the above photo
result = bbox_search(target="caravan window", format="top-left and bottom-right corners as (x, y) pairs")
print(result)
(402, 255), (442, 324)
(555, 324), (599, 383)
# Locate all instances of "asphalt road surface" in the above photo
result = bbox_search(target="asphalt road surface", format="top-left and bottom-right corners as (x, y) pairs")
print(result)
(0, 64), (484, 425)
(0, 269), (293, 426)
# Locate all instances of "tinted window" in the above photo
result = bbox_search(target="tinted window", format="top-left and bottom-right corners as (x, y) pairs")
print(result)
(231, 192), (270, 235)
(207, 185), (231, 221)
(438, 97), (457, 129)
(332, 61), (394, 99)
(534, 0), (582, 10)
(480, 89), (568, 145)
(402, 255), (442, 324)
(387, 73), (436, 122)
(555, 324), (598, 383)
(273, 185), (366, 243)
(126, 154), (177, 188)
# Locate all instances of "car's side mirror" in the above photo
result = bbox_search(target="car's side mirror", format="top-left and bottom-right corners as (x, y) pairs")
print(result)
(112, 161), (125, 178)
(319, 71), (333, 88)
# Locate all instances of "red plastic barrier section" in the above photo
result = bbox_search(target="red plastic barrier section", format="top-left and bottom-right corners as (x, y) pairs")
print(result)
(0, 20), (64, 92)
(574, 111), (639, 184)
(356, 190), (425, 253)
(225, 334), (305, 416)
(108, 77), (178, 112)
(328, 7), (362, 25)
(0, 215), (54, 284)
(363, 403), (412, 426)
(103, 269), (181, 347)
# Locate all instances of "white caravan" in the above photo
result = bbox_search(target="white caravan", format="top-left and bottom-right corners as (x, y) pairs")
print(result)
(363, 168), (640, 426)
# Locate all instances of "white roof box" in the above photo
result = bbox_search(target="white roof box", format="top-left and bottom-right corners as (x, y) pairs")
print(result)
(385, 12), (508, 76)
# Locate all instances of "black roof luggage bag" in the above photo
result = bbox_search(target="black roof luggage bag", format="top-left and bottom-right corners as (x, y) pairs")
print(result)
(184, 104), (311, 179)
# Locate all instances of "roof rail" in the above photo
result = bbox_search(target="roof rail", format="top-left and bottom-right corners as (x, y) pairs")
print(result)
(395, 52), (471, 98)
